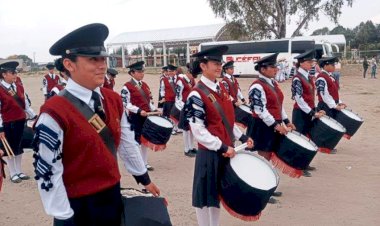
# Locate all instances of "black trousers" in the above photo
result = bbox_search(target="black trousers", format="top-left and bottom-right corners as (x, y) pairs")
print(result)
(68, 183), (122, 226)
(3, 119), (25, 156)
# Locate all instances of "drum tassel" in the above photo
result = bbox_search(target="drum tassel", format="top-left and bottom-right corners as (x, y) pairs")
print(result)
(234, 122), (247, 129)
(318, 147), (332, 154)
(343, 134), (351, 140)
(169, 116), (179, 124)
(219, 196), (262, 222)
(141, 136), (167, 152)
(270, 154), (302, 178)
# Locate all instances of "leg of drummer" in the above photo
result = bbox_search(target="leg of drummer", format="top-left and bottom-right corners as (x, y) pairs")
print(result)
(183, 131), (196, 157)
(208, 207), (221, 226)
(195, 207), (210, 226)
(141, 145), (154, 171)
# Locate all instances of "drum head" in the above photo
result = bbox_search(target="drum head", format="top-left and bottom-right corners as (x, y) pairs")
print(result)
(320, 116), (346, 133)
(231, 153), (277, 190)
(341, 109), (363, 122)
(147, 116), (173, 128)
(239, 105), (252, 114)
(286, 131), (317, 151)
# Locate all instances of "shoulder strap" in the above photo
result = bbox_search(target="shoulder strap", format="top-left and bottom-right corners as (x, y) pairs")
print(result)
(196, 82), (235, 144)
(258, 78), (282, 114)
(130, 79), (151, 110)
(59, 90), (117, 158)
(0, 84), (25, 109)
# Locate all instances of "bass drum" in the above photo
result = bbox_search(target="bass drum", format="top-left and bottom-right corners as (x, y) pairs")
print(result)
(141, 116), (173, 151)
(334, 109), (363, 139)
(311, 116), (346, 154)
(220, 151), (279, 221)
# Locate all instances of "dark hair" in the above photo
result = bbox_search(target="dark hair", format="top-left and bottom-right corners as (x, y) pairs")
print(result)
(191, 58), (208, 77)
(61, 54), (78, 77)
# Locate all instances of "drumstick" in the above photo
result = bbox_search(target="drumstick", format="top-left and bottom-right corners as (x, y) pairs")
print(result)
(1, 138), (15, 157)
(146, 111), (161, 116)
(3, 138), (15, 157)
(235, 143), (248, 152)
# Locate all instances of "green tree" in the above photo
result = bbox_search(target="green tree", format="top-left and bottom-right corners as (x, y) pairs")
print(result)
(311, 27), (330, 35)
(207, 0), (353, 39)
(6, 54), (33, 65)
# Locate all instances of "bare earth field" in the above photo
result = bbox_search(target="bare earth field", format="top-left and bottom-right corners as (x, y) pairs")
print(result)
(0, 65), (379, 226)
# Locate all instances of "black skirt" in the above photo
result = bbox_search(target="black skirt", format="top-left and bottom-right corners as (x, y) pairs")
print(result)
(317, 102), (338, 118)
(129, 113), (147, 144)
(292, 108), (313, 136)
(249, 118), (281, 152)
(192, 149), (228, 208)
(162, 101), (174, 118)
(3, 119), (25, 156)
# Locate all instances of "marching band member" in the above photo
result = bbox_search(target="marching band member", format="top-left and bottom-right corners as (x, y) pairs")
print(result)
(248, 53), (294, 202)
(0, 61), (36, 183)
(33, 23), (160, 226)
(42, 62), (60, 101)
(175, 63), (196, 157)
(157, 66), (168, 109)
(185, 46), (253, 226)
(49, 58), (69, 97)
(291, 50), (325, 176)
(159, 64), (178, 134)
(221, 61), (246, 106)
(103, 68), (118, 90)
(121, 61), (157, 171)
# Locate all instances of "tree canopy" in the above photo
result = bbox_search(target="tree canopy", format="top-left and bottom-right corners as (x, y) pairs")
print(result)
(208, 0), (353, 39)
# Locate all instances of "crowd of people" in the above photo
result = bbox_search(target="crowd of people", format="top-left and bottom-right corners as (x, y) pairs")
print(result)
(0, 23), (353, 226)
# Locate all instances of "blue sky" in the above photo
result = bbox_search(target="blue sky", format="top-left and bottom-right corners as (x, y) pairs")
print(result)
(0, 0), (378, 62)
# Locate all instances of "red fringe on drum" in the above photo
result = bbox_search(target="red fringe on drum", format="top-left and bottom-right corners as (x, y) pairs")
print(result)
(270, 154), (302, 178)
(169, 116), (179, 124)
(318, 147), (331, 154)
(234, 122), (247, 129)
(343, 134), (351, 140)
(220, 197), (262, 222)
(141, 136), (167, 152)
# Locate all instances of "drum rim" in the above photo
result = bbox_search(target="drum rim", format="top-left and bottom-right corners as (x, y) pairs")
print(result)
(234, 151), (280, 186)
(147, 115), (174, 127)
(340, 108), (364, 122)
(320, 115), (347, 133)
(287, 130), (318, 151)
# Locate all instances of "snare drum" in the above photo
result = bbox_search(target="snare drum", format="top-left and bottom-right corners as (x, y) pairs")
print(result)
(141, 116), (173, 151)
(311, 116), (346, 154)
(234, 104), (253, 128)
(220, 152), (279, 221)
(120, 188), (172, 226)
(169, 105), (181, 124)
(335, 109), (363, 139)
(271, 131), (318, 178)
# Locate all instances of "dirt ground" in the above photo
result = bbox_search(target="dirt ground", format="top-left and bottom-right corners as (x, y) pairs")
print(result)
(0, 65), (379, 226)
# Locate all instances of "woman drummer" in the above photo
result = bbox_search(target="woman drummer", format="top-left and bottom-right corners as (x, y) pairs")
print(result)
(49, 58), (69, 97)
(0, 61), (36, 183)
(121, 61), (158, 171)
(248, 53), (294, 202)
(184, 45), (253, 226)
(291, 50), (325, 176)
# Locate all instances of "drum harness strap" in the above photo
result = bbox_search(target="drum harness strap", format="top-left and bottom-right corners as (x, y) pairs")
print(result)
(196, 82), (235, 144)
(59, 89), (117, 158)
(129, 79), (152, 111)
(0, 84), (25, 110)
(258, 78), (282, 118)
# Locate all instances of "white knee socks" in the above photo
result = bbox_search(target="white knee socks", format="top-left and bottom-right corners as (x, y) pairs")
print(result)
(141, 145), (149, 165)
(195, 207), (220, 226)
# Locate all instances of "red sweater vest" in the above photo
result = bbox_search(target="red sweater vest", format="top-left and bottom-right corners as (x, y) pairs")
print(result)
(162, 77), (175, 102)
(0, 84), (26, 122)
(177, 76), (194, 102)
(40, 88), (123, 198)
(103, 77), (115, 90)
(293, 73), (315, 109)
(317, 72), (339, 103)
(222, 76), (239, 103)
(194, 81), (235, 149)
(16, 76), (23, 87)
(251, 79), (284, 120)
(125, 80), (152, 112)
(44, 74), (60, 93)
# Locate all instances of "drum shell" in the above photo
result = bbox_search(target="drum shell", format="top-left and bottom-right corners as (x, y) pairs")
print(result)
(277, 135), (317, 170)
(141, 117), (173, 145)
(234, 106), (252, 128)
(335, 110), (363, 137)
(311, 118), (344, 150)
(220, 158), (277, 218)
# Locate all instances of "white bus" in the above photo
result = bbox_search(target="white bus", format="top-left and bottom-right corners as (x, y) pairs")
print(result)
(199, 38), (334, 77)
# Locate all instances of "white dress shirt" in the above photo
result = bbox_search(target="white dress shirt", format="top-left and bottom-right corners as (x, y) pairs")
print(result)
(316, 70), (342, 108)
(221, 73), (245, 101)
(186, 75), (243, 151)
(248, 74), (288, 127)
(35, 79), (148, 220)
(174, 74), (192, 110)
(42, 73), (60, 95)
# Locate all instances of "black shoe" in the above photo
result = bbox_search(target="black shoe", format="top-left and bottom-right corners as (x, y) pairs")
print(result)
(306, 166), (316, 171)
(191, 149), (198, 154)
(184, 151), (196, 157)
(303, 170), (312, 177)
(272, 191), (282, 197)
(146, 164), (154, 171)
(268, 197), (278, 204)
(18, 173), (31, 180)
(330, 148), (337, 154)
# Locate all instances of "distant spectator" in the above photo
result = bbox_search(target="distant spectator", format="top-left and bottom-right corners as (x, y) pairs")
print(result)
(333, 60), (341, 88)
(363, 56), (369, 78)
(371, 56), (377, 79)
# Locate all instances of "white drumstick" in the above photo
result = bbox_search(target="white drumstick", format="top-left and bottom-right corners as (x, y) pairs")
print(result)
(235, 143), (248, 152)
(146, 111), (161, 116)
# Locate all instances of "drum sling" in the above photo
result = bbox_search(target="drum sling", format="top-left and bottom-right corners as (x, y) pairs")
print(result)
(59, 90), (117, 158)
(129, 79), (152, 111)
(0, 85), (25, 110)
(196, 82), (234, 144)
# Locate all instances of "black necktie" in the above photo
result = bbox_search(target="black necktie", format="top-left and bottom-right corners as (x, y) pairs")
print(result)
(216, 85), (221, 94)
(91, 91), (106, 121)
(138, 81), (142, 87)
